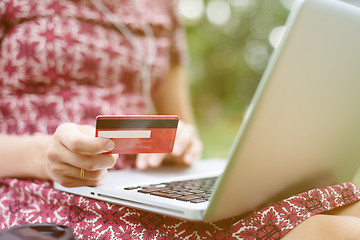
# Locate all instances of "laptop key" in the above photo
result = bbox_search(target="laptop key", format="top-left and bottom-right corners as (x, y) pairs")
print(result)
(138, 186), (170, 193)
(175, 191), (194, 196)
(190, 199), (207, 203)
(124, 186), (140, 190)
(150, 191), (183, 199)
(188, 190), (205, 194)
(136, 177), (217, 203)
(176, 195), (202, 201)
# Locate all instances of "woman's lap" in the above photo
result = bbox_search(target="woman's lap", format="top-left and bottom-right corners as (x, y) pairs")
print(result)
(232, 182), (360, 239)
(1, 178), (360, 239)
(0, 178), (234, 239)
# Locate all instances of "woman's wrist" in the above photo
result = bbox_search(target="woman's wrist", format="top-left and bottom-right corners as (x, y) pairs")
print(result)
(31, 135), (52, 180)
(0, 134), (52, 180)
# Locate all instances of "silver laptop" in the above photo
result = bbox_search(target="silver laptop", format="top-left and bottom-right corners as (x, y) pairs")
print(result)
(55, 0), (360, 222)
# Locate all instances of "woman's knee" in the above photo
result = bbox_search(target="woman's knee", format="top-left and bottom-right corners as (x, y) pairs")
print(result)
(327, 200), (360, 218)
(282, 214), (360, 240)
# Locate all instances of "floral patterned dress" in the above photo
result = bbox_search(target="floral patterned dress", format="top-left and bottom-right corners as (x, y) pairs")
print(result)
(1, 1), (360, 239)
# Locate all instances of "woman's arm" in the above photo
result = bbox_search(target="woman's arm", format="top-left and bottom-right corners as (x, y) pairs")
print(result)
(0, 134), (51, 179)
(135, 64), (203, 169)
(0, 124), (118, 187)
(152, 64), (195, 123)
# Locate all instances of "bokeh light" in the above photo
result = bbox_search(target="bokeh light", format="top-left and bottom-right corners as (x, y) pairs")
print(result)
(231, 0), (258, 15)
(206, 0), (231, 26)
(244, 40), (269, 72)
(269, 26), (286, 48)
(231, 0), (250, 8)
(181, 0), (290, 157)
(280, 0), (296, 10)
(179, 0), (205, 23)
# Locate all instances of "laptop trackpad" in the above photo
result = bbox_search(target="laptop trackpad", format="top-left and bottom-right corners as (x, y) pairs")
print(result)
(99, 158), (227, 190)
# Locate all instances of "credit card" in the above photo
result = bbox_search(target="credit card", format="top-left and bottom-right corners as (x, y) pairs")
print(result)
(95, 115), (179, 154)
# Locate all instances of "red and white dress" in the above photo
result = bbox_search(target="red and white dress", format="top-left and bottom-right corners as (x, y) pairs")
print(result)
(1, 1), (359, 239)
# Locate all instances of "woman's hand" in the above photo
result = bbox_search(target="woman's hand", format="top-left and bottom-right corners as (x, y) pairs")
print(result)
(45, 123), (118, 187)
(135, 120), (203, 169)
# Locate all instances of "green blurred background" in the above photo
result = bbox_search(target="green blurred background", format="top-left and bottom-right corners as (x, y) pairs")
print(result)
(179, 0), (292, 158)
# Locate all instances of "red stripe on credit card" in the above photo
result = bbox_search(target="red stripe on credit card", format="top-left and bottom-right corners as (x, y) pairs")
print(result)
(95, 115), (179, 154)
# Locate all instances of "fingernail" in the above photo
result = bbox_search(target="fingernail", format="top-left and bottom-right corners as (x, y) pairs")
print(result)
(150, 156), (160, 167)
(137, 159), (146, 169)
(172, 146), (180, 155)
(105, 141), (115, 151)
(185, 152), (196, 165)
(184, 155), (192, 165)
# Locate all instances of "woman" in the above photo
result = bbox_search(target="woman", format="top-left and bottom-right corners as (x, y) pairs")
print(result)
(0, 0), (202, 180)
(1, 0), (360, 239)
(0, 0), (204, 237)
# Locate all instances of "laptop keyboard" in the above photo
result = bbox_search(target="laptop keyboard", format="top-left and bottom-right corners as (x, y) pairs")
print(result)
(124, 177), (217, 203)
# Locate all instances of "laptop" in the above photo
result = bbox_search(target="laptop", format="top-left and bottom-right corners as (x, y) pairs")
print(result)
(55, 0), (360, 222)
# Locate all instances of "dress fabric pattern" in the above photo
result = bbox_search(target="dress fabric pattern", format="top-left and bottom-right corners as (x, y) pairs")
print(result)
(1, 1), (360, 239)
(1, 179), (359, 239)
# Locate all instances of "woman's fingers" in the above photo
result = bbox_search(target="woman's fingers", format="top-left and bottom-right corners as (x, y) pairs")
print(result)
(48, 161), (107, 180)
(47, 161), (108, 188)
(47, 156), (111, 188)
(135, 120), (203, 169)
(172, 121), (194, 157)
(55, 123), (115, 154)
(169, 120), (202, 165)
(136, 153), (167, 169)
(164, 137), (202, 166)
(53, 174), (108, 188)
(46, 123), (118, 187)
(47, 138), (117, 171)
(182, 138), (203, 165)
